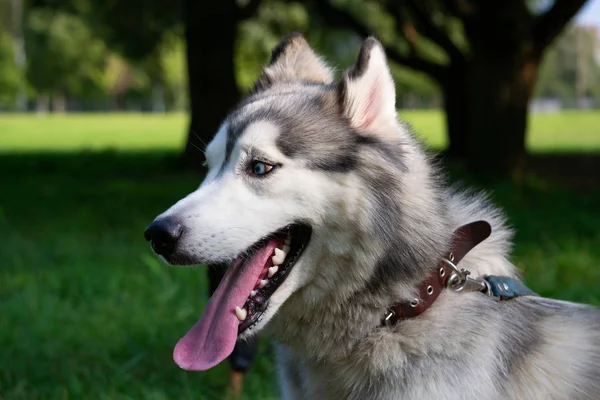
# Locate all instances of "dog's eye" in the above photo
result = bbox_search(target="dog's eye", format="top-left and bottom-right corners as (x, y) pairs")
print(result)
(250, 161), (274, 176)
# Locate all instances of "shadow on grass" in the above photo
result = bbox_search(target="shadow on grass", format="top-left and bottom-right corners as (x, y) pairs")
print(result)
(0, 151), (598, 399)
(528, 153), (600, 186)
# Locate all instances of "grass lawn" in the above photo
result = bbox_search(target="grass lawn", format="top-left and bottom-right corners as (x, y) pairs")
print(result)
(0, 113), (599, 399)
(1, 110), (600, 153)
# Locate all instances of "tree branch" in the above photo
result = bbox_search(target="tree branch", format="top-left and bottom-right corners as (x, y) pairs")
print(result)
(533, 0), (588, 51)
(400, 23), (419, 55)
(385, 46), (448, 82)
(236, 0), (262, 21)
(314, 0), (372, 38)
(314, 0), (447, 81)
(396, 0), (466, 64)
(440, 0), (475, 21)
(382, 2), (420, 55)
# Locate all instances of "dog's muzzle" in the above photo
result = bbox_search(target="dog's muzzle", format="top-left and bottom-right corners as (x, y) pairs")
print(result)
(144, 217), (183, 258)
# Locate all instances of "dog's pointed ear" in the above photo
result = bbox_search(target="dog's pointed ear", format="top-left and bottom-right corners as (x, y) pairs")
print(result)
(252, 32), (334, 93)
(337, 37), (397, 133)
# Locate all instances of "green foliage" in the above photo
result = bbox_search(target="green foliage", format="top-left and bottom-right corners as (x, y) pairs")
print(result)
(103, 54), (152, 98)
(235, 0), (440, 102)
(0, 29), (20, 106)
(25, 9), (108, 98)
(160, 33), (187, 110)
(13, 0), (593, 109)
(28, 0), (181, 61)
(237, 2), (311, 91)
(24, 0), (186, 107)
(0, 114), (598, 398)
(325, 0), (445, 102)
(324, 1), (453, 67)
(536, 24), (600, 99)
(87, 0), (181, 62)
(392, 64), (440, 100)
(332, 0), (396, 43)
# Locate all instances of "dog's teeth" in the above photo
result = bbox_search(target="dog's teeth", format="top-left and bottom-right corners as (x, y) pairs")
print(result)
(235, 306), (247, 321)
(268, 266), (278, 278)
(272, 248), (286, 265)
(250, 290), (257, 297)
(259, 279), (268, 288)
(283, 244), (291, 254)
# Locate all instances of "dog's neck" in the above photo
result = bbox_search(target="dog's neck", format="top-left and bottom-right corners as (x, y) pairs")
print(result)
(268, 221), (512, 364)
(268, 172), (454, 360)
(267, 137), (516, 363)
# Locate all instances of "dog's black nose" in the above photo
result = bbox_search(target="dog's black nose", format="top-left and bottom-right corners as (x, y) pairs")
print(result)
(144, 217), (183, 257)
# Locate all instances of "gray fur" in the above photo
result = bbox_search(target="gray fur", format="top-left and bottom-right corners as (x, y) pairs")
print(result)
(156, 34), (600, 399)
(251, 32), (334, 94)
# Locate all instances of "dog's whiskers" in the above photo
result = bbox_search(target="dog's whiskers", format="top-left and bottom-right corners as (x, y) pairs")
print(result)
(191, 129), (208, 148)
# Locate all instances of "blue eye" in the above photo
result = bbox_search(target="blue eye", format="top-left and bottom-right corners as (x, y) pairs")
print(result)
(251, 161), (274, 176)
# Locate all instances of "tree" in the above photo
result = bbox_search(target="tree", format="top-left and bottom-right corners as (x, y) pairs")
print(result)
(25, 0), (261, 164)
(25, 9), (108, 111)
(182, 0), (261, 169)
(27, 0), (186, 112)
(86, 0), (183, 113)
(536, 24), (600, 101)
(314, 0), (589, 175)
(0, 5), (17, 108)
(0, 28), (20, 107)
(236, 2), (311, 92)
(81, 0), (264, 166)
(0, 0), (27, 110)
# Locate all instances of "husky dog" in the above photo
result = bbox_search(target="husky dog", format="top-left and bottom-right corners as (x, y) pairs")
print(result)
(145, 34), (600, 399)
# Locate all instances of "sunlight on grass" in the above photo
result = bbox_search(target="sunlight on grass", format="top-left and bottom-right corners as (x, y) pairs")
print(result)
(0, 113), (188, 152)
(527, 110), (600, 152)
(1, 110), (599, 153)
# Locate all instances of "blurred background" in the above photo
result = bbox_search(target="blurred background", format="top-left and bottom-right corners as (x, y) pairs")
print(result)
(0, 0), (599, 399)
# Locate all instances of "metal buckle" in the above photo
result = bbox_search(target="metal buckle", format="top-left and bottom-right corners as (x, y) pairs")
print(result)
(441, 258), (488, 294)
(384, 309), (395, 321)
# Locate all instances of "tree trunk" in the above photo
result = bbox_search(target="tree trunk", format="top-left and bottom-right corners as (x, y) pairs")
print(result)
(442, 66), (469, 160)
(36, 93), (49, 114)
(442, 51), (539, 176)
(466, 54), (538, 176)
(182, 0), (241, 170)
(51, 92), (67, 113)
(151, 81), (166, 113)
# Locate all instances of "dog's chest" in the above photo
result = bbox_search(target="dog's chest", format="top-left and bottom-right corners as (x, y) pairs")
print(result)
(276, 349), (504, 400)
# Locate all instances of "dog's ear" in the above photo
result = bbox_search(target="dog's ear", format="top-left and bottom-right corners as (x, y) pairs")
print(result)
(251, 32), (334, 93)
(338, 37), (397, 133)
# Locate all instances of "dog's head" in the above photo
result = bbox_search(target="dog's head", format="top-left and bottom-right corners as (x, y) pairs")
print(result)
(145, 34), (410, 371)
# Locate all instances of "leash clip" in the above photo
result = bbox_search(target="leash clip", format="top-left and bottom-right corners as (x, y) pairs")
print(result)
(442, 258), (489, 294)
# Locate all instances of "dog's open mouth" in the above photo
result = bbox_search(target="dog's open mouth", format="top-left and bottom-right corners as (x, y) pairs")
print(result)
(237, 224), (312, 333)
(173, 223), (311, 371)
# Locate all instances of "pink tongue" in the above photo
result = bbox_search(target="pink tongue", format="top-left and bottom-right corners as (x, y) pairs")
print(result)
(173, 239), (280, 371)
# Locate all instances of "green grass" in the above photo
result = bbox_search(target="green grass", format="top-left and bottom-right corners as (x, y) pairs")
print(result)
(0, 153), (280, 400)
(0, 113), (188, 152)
(0, 113), (599, 399)
(1, 110), (600, 153)
(398, 109), (600, 151)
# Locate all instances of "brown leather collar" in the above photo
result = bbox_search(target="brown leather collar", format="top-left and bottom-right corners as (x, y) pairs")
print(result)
(385, 221), (492, 325)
